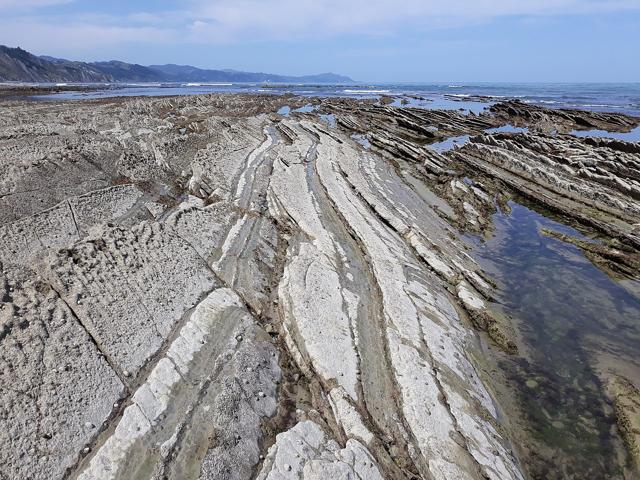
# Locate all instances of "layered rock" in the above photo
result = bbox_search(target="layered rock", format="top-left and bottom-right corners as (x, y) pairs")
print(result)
(1, 91), (638, 479)
(451, 132), (640, 248)
(490, 100), (640, 134)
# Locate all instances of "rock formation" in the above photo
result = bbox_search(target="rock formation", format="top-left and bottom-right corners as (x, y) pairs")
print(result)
(1, 91), (638, 479)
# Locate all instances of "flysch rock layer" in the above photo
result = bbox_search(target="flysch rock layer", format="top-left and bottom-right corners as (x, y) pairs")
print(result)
(268, 120), (522, 479)
(3, 92), (638, 479)
(451, 133), (640, 248)
(75, 288), (280, 480)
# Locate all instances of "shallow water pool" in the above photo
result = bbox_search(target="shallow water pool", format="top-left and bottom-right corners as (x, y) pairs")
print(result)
(469, 202), (640, 479)
(570, 125), (640, 142)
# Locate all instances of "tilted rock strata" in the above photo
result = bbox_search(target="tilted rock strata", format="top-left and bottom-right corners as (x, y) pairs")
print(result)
(490, 100), (640, 134)
(3, 92), (638, 479)
(451, 133), (640, 248)
(75, 288), (280, 480)
(266, 119), (522, 479)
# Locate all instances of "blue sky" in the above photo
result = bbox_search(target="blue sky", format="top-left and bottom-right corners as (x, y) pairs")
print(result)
(0, 0), (639, 82)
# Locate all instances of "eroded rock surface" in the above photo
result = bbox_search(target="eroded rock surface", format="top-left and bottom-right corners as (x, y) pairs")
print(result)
(257, 420), (383, 480)
(1, 92), (639, 479)
(0, 267), (124, 480)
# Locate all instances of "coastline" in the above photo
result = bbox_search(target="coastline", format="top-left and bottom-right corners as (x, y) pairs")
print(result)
(0, 91), (639, 479)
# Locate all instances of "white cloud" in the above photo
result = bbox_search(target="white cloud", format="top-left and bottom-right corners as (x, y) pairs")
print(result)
(1, 0), (639, 53)
(183, 0), (640, 42)
(0, 20), (176, 55)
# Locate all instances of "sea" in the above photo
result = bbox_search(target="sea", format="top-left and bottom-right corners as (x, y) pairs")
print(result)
(5, 81), (640, 141)
(9, 81), (639, 115)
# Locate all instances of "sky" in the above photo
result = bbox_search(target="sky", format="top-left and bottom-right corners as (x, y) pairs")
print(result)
(0, 0), (639, 82)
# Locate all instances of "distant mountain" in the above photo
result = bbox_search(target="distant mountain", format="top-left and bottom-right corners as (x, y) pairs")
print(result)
(148, 64), (353, 83)
(91, 61), (164, 82)
(0, 46), (111, 82)
(0, 45), (353, 84)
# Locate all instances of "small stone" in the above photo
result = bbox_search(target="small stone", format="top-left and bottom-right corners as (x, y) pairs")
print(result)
(258, 391), (266, 398)
(525, 379), (538, 389)
(82, 447), (91, 454)
(84, 422), (95, 429)
(285, 464), (292, 472)
(123, 370), (131, 377)
(236, 335), (243, 342)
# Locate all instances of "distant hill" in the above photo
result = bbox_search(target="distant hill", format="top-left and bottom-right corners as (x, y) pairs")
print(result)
(0, 45), (353, 83)
(148, 64), (352, 83)
(92, 61), (164, 82)
(0, 46), (111, 82)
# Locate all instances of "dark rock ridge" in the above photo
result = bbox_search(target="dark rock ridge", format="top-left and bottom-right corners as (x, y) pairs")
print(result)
(0, 46), (111, 83)
(0, 45), (354, 83)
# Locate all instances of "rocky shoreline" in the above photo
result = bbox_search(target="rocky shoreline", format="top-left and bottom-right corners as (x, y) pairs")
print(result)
(1, 92), (638, 479)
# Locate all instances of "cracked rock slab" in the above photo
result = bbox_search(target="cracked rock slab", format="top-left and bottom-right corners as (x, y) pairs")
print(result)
(75, 287), (281, 480)
(256, 420), (384, 480)
(0, 266), (125, 480)
(45, 222), (218, 378)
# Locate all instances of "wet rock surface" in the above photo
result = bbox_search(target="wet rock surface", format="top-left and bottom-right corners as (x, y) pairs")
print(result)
(0, 92), (638, 479)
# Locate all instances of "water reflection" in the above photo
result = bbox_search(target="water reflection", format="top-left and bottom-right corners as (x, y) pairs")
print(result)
(570, 125), (640, 142)
(486, 124), (529, 134)
(427, 135), (470, 153)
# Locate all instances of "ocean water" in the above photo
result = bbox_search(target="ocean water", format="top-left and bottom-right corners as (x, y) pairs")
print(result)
(9, 81), (640, 118)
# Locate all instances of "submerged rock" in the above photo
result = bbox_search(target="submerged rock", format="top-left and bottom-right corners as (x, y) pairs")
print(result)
(608, 376), (640, 471)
